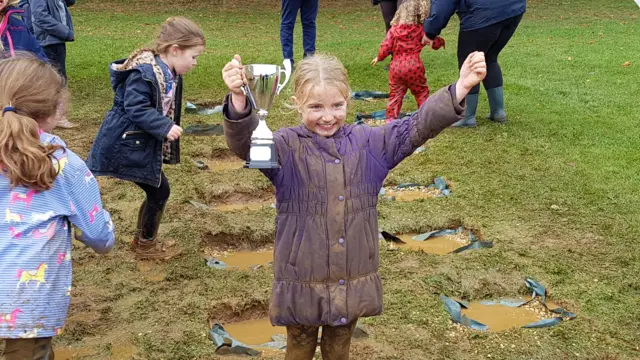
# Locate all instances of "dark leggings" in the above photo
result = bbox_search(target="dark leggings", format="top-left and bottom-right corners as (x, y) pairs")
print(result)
(379, 0), (405, 33)
(2, 338), (54, 360)
(457, 14), (523, 94)
(134, 172), (170, 239)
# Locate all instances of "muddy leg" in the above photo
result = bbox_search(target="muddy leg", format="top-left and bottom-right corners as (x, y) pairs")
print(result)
(320, 320), (357, 360)
(285, 324), (319, 360)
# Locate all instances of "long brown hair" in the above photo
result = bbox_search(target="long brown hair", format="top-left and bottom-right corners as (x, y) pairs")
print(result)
(154, 17), (205, 54)
(0, 54), (66, 190)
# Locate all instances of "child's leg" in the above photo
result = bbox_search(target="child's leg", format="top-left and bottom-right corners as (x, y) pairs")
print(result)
(134, 172), (170, 241)
(285, 325), (319, 360)
(386, 82), (407, 121)
(131, 172), (180, 260)
(320, 320), (358, 360)
(409, 64), (430, 108)
(2, 337), (54, 360)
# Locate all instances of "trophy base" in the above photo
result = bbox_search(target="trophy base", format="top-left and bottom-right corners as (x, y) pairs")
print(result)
(244, 160), (280, 169)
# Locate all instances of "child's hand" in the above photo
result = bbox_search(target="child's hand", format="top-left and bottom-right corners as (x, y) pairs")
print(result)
(456, 51), (486, 102)
(222, 54), (248, 110)
(222, 54), (246, 96)
(166, 125), (183, 141)
(371, 57), (378, 66)
(421, 34), (433, 47)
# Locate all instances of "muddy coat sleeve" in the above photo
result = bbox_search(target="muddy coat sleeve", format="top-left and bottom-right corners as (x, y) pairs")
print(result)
(368, 83), (464, 170)
(222, 93), (283, 182)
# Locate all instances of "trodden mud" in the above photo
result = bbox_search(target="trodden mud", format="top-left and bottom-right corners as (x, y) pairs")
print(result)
(384, 186), (442, 201)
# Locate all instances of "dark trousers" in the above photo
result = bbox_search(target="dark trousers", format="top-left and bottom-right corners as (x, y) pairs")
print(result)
(134, 172), (170, 240)
(379, 0), (405, 33)
(285, 320), (357, 360)
(457, 14), (523, 94)
(281, 0), (318, 60)
(43, 43), (67, 83)
(2, 338), (54, 360)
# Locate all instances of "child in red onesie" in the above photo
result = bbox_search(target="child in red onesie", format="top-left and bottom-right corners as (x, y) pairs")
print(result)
(372, 0), (444, 122)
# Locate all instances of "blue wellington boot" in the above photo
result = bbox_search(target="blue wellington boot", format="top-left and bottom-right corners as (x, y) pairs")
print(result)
(486, 86), (508, 124)
(451, 93), (478, 127)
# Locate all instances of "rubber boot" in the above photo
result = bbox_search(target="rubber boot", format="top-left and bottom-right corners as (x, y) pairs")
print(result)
(486, 86), (508, 124)
(452, 93), (478, 127)
(131, 202), (181, 261)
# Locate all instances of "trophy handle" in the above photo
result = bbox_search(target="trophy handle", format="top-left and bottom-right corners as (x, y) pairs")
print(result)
(277, 59), (292, 95)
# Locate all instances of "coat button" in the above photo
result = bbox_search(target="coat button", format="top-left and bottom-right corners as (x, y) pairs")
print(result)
(338, 238), (344, 244)
(338, 196), (344, 201)
(334, 159), (341, 164)
(339, 279), (345, 285)
(135, 141), (140, 145)
(340, 317), (347, 324)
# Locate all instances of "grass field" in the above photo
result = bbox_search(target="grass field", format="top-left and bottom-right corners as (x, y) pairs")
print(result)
(42, 0), (640, 358)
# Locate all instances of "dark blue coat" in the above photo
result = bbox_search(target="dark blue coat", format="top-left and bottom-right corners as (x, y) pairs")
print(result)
(424, 0), (526, 39)
(0, 6), (47, 60)
(86, 58), (182, 187)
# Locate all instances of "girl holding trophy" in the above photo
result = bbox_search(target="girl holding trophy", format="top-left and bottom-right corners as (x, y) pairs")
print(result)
(221, 52), (486, 359)
(87, 17), (205, 260)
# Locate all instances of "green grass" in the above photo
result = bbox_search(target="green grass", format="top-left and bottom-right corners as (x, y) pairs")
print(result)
(50, 0), (640, 358)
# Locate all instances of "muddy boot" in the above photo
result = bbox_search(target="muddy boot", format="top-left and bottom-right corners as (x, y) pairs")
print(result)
(452, 93), (478, 128)
(486, 86), (508, 124)
(131, 203), (181, 261)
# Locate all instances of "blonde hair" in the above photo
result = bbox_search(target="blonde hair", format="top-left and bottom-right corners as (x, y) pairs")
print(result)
(154, 17), (206, 54)
(0, 54), (66, 191)
(292, 54), (350, 111)
(391, 0), (430, 26)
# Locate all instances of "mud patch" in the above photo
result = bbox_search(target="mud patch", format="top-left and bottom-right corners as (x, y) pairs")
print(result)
(380, 178), (451, 201)
(137, 261), (165, 282)
(208, 192), (275, 212)
(204, 229), (273, 249)
(111, 343), (137, 359)
(205, 158), (246, 172)
(205, 247), (273, 270)
(55, 346), (98, 359)
(208, 299), (270, 324)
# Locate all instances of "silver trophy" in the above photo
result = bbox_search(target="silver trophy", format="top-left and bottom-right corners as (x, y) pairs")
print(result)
(241, 60), (291, 169)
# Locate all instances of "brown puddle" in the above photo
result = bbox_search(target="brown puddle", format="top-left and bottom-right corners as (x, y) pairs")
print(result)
(221, 250), (273, 270)
(205, 247), (274, 270)
(206, 159), (245, 172)
(224, 318), (286, 345)
(460, 300), (558, 332)
(394, 233), (469, 255)
(137, 261), (165, 282)
(384, 187), (441, 201)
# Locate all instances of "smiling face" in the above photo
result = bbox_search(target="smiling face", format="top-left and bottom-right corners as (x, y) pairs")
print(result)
(165, 45), (204, 75)
(299, 85), (348, 137)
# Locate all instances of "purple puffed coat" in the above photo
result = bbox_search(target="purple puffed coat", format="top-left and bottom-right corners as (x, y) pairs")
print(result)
(223, 84), (464, 327)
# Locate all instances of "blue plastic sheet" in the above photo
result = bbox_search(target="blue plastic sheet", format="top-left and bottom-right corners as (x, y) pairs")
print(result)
(350, 91), (389, 100)
(440, 279), (576, 331)
(381, 227), (492, 254)
(210, 323), (286, 356)
(185, 101), (223, 115)
(380, 177), (451, 199)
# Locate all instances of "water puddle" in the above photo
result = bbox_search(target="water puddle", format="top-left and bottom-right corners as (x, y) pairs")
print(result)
(394, 233), (469, 255)
(224, 318), (286, 346)
(460, 300), (559, 332)
(56, 347), (97, 359)
(205, 248), (273, 270)
(137, 262), (165, 282)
